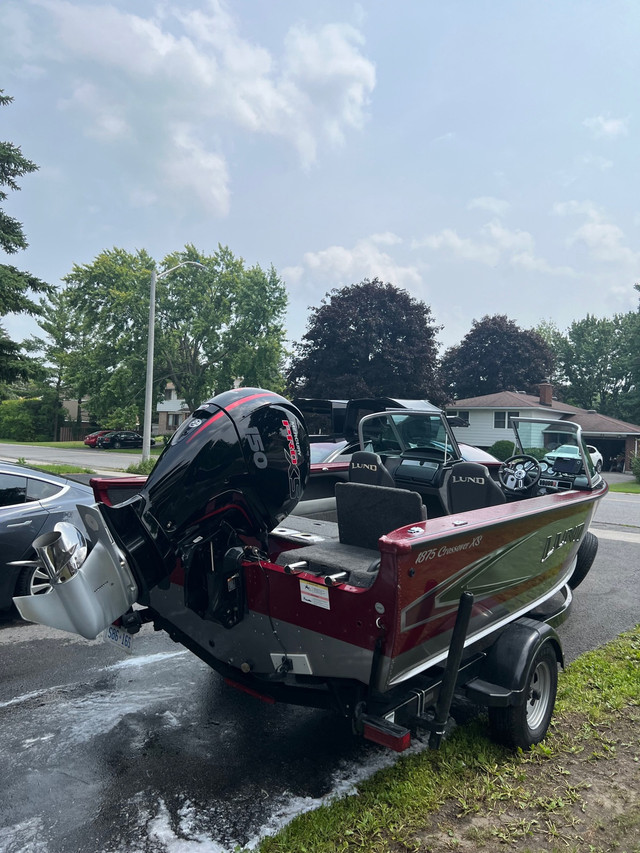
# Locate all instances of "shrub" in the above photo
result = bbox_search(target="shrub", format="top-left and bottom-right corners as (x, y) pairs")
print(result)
(0, 399), (34, 440)
(630, 454), (640, 484)
(487, 439), (515, 461)
(0, 395), (64, 441)
(126, 458), (157, 475)
(524, 446), (547, 461)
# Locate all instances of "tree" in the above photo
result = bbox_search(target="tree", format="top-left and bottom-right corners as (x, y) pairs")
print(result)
(61, 244), (288, 424)
(155, 246), (288, 410)
(440, 315), (553, 399)
(29, 288), (84, 438)
(217, 263), (288, 393)
(63, 247), (155, 425)
(534, 319), (570, 396)
(0, 91), (52, 384)
(556, 314), (631, 413)
(288, 279), (444, 401)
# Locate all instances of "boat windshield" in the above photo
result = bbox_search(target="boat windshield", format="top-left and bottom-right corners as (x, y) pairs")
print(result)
(510, 417), (600, 487)
(358, 411), (463, 462)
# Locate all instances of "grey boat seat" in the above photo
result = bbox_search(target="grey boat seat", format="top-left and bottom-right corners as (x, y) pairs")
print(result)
(348, 450), (396, 487)
(440, 461), (506, 514)
(275, 481), (426, 588)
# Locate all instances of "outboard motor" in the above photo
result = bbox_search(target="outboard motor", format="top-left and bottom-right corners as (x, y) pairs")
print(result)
(14, 388), (309, 637)
(101, 388), (309, 607)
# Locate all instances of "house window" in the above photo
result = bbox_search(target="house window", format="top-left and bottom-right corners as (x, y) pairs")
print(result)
(167, 413), (183, 429)
(164, 388), (174, 401)
(494, 411), (519, 429)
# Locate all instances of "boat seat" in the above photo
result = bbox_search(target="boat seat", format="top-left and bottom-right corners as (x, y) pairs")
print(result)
(441, 462), (506, 514)
(335, 481), (427, 550)
(273, 483), (426, 587)
(348, 450), (396, 487)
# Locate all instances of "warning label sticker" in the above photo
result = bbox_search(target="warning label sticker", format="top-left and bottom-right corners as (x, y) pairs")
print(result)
(300, 579), (330, 610)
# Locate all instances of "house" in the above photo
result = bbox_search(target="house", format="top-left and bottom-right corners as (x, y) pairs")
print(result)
(156, 382), (191, 434)
(447, 382), (640, 472)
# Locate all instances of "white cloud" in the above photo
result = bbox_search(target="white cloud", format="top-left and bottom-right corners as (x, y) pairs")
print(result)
(509, 252), (575, 276)
(129, 188), (158, 208)
(572, 221), (638, 265)
(415, 220), (574, 276)
(283, 234), (422, 294)
(467, 196), (510, 217)
(30, 0), (375, 175)
(480, 220), (533, 253)
(553, 200), (601, 220)
(579, 153), (613, 171)
(59, 81), (130, 140)
(432, 131), (457, 144)
(165, 125), (230, 216)
(583, 114), (629, 138)
(554, 199), (640, 267)
(414, 229), (500, 266)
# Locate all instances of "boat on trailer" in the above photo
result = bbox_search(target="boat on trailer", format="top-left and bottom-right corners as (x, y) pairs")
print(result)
(14, 389), (606, 752)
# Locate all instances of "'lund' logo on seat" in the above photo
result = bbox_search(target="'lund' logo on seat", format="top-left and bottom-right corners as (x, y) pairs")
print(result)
(352, 463), (378, 471)
(452, 475), (485, 485)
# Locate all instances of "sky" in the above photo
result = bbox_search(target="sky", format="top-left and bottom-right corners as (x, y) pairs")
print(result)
(1, 0), (639, 356)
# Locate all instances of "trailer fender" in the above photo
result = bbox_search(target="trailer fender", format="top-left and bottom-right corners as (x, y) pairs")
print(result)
(465, 618), (563, 708)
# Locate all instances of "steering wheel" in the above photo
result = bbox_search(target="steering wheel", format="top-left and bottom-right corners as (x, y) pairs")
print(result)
(498, 454), (542, 494)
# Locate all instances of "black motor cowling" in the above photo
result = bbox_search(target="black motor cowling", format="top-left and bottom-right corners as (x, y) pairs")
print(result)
(100, 388), (309, 601)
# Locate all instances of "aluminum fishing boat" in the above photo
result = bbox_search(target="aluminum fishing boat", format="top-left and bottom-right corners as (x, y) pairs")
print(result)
(14, 389), (606, 751)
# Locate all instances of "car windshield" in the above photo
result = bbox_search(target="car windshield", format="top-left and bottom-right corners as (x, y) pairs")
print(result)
(359, 411), (462, 461)
(309, 440), (348, 464)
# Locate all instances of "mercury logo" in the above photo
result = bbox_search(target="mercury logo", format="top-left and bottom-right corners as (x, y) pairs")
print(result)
(282, 419), (298, 466)
(282, 419), (301, 499)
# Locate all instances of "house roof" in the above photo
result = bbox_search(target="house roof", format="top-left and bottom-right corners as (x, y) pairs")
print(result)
(448, 391), (640, 436)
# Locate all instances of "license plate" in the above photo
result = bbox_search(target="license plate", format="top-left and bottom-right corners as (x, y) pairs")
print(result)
(104, 624), (135, 654)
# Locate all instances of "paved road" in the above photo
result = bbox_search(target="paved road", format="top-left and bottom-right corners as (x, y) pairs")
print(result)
(0, 442), (149, 472)
(0, 485), (637, 852)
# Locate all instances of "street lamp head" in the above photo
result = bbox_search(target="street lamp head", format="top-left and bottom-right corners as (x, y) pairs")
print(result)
(156, 260), (207, 281)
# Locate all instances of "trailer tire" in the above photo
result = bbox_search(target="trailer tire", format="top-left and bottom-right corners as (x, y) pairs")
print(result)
(488, 642), (557, 749)
(568, 532), (598, 590)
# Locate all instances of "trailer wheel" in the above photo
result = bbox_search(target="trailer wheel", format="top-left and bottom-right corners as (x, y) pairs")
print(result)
(488, 642), (557, 749)
(568, 532), (598, 590)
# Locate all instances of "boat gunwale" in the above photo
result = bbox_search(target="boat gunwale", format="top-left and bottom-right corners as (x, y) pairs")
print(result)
(378, 480), (609, 553)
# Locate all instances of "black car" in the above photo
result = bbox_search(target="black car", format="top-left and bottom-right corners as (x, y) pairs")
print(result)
(97, 430), (155, 449)
(0, 462), (95, 610)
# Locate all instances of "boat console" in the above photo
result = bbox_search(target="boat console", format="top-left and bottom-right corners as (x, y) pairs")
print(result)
(353, 411), (602, 513)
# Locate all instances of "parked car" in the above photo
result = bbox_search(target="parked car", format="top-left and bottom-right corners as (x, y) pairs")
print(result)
(543, 443), (603, 473)
(83, 429), (111, 448)
(97, 431), (155, 449)
(0, 462), (95, 610)
(586, 445), (604, 472)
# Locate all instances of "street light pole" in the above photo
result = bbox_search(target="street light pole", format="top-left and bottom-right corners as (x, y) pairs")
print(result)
(141, 261), (206, 463)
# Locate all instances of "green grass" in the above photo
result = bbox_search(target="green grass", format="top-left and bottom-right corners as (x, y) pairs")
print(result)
(0, 438), (161, 454)
(0, 438), (87, 449)
(608, 481), (640, 493)
(254, 625), (640, 853)
(15, 462), (97, 475)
